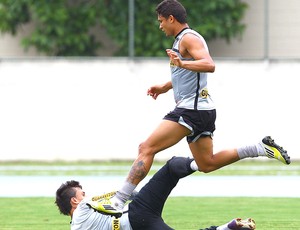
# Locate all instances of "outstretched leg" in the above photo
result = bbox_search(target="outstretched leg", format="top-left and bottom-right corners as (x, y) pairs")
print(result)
(189, 136), (290, 173)
(128, 157), (195, 230)
(86, 120), (190, 217)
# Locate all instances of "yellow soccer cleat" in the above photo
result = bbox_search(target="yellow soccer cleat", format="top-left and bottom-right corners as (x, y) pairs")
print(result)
(261, 136), (291, 164)
(91, 191), (116, 201)
(87, 192), (122, 218)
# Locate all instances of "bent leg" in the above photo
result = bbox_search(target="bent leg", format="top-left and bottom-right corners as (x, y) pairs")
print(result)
(189, 136), (239, 173)
(127, 120), (190, 185)
(129, 157), (194, 230)
(111, 120), (190, 212)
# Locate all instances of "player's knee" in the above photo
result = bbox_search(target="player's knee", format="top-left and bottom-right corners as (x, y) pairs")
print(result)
(197, 162), (215, 173)
(167, 156), (190, 175)
(138, 142), (155, 157)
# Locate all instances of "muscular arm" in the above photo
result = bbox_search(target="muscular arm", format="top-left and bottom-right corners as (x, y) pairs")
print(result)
(167, 33), (215, 73)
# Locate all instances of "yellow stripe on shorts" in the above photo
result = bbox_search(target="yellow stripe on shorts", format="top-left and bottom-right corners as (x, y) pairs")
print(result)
(112, 217), (120, 230)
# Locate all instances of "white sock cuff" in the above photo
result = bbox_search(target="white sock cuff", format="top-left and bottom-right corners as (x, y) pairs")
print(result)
(190, 160), (199, 171)
(119, 181), (136, 197)
(256, 142), (266, 156)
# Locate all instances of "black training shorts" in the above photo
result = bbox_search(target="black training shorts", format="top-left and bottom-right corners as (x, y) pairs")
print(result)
(163, 107), (216, 143)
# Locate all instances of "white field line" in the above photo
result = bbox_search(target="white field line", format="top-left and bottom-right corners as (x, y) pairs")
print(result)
(0, 175), (299, 198)
(0, 165), (299, 171)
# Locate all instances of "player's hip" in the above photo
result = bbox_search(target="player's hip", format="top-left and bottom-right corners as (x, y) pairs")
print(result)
(163, 107), (216, 143)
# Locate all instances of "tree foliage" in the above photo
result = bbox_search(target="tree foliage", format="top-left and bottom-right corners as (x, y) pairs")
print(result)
(0, 0), (247, 57)
(98, 0), (248, 57)
(0, 0), (100, 56)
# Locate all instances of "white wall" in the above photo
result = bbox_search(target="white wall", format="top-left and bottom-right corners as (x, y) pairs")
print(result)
(206, 0), (300, 59)
(0, 59), (299, 161)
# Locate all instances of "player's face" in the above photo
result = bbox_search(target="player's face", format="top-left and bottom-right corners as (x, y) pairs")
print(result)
(158, 15), (173, 36)
(74, 187), (85, 204)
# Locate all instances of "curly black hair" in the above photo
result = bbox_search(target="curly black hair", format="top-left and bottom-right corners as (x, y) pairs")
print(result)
(55, 180), (82, 215)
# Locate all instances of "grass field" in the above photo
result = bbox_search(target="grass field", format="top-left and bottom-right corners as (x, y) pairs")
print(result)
(1, 160), (299, 229)
(0, 197), (299, 229)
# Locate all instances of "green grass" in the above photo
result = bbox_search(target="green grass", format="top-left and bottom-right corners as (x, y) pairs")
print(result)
(163, 197), (300, 229)
(1, 160), (299, 229)
(0, 197), (299, 229)
(1, 159), (300, 176)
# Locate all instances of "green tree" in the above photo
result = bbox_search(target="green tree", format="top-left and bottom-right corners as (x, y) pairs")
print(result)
(0, 0), (100, 56)
(0, 0), (30, 34)
(98, 0), (248, 56)
(0, 0), (247, 57)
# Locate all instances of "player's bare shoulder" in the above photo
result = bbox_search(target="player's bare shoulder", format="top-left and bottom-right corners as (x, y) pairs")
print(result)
(179, 33), (205, 58)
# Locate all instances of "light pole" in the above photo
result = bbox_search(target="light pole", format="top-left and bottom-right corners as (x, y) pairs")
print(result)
(128, 0), (135, 58)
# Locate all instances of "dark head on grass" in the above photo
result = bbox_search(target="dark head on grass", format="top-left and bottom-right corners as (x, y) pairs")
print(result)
(55, 180), (85, 216)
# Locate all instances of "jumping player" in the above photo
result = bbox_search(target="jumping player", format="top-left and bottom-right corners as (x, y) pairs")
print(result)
(92, 0), (290, 217)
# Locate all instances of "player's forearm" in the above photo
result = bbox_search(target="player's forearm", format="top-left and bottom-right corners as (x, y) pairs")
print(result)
(180, 59), (215, 73)
(162, 81), (173, 92)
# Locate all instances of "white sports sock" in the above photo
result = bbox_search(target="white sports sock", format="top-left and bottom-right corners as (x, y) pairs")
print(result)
(190, 160), (199, 171)
(111, 181), (136, 210)
(257, 142), (266, 156)
(237, 143), (265, 159)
